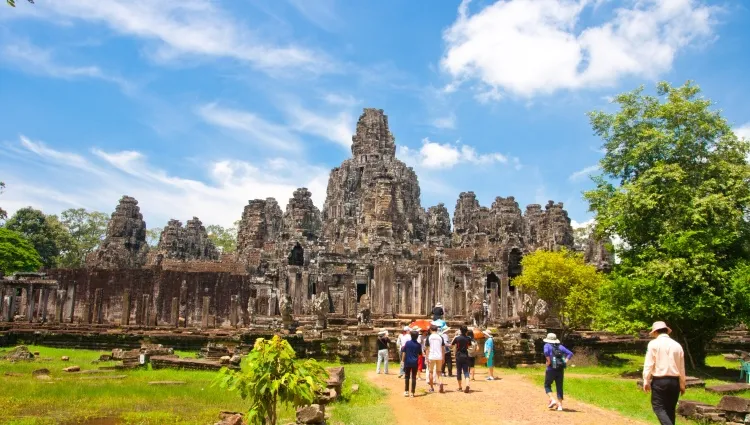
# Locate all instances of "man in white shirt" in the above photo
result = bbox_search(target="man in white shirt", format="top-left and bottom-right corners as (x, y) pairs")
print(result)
(396, 326), (411, 378)
(642, 321), (686, 425)
(425, 324), (446, 393)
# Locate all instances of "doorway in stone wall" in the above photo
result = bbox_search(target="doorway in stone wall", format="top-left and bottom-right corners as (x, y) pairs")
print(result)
(486, 272), (499, 297)
(356, 283), (367, 302)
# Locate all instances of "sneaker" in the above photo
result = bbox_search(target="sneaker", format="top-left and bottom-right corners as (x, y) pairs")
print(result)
(428, 387), (434, 393)
(557, 405), (564, 412)
(547, 400), (558, 409)
(464, 386), (470, 394)
(404, 391), (409, 397)
(398, 374), (403, 378)
(439, 384), (445, 393)
(457, 386), (463, 392)
(486, 377), (493, 381)
(410, 393), (415, 398)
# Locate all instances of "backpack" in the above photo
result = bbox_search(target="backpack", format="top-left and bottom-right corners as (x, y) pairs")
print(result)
(468, 339), (480, 357)
(550, 344), (566, 369)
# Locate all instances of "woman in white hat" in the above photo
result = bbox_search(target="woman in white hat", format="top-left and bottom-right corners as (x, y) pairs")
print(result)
(542, 333), (573, 411)
(484, 330), (496, 381)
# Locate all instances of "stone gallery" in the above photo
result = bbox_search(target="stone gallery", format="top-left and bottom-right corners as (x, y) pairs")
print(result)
(0, 108), (612, 330)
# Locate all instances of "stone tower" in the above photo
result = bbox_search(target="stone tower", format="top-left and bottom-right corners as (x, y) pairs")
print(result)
(87, 195), (150, 269)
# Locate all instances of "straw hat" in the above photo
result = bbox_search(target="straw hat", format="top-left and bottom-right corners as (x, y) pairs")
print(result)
(435, 302), (443, 307)
(649, 321), (672, 336)
(483, 330), (493, 338)
(543, 333), (560, 344)
(378, 329), (388, 336)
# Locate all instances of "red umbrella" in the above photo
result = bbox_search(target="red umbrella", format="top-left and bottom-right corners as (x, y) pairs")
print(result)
(408, 319), (432, 331)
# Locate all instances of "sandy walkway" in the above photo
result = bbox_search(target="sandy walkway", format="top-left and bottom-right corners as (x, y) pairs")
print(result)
(367, 368), (649, 425)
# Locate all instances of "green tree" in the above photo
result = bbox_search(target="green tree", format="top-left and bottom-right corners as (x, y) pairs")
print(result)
(4, 207), (68, 269)
(215, 335), (328, 425)
(206, 223), (238, 254)
(585, 81), (750, 366)
(0, 228), (42, 274)
(6, 0), (34, 7)
(513, 248), (603, 335)
(57, 208), (110, 268)
(0, 181), (7, 221)
(146, 226), (163, 248)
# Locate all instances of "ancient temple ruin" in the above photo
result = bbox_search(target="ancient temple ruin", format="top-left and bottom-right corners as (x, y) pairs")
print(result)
(0, 108), (611, 329)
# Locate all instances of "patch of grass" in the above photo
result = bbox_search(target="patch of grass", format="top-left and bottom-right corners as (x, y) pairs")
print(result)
(0, 346), (391, 425)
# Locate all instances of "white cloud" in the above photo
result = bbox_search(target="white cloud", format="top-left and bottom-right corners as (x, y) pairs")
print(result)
(1, 41), (132, 91)
(569, 164), (600, 181)
(323, 93), (359, 107)
(398, 138), (517, 170)
(197, 103), (302, 152)
(441, 0), (716, 98)
(570, 218), (594, 229)
(11, 0), (330, 73)
(735, 123), (750, 141)
(288, 0), (341, 32)
(2, 136), (330, 228)
(283, 102), (354, 149)
(432, 114), (457, 130)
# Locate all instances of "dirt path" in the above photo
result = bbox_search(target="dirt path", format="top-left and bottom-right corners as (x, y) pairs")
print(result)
(367, 368), (649, 425)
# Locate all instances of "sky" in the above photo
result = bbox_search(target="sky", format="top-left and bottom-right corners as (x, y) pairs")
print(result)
(1, 0), (749, 231)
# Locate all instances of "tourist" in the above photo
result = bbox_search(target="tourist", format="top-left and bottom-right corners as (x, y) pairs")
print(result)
(397, 326), (411, 378)
(467, 327), (478, 381)
(401, 330), (422, 398)
(376, 330), (390, 374)
(452, 325), (472, 393)
(414, 326), (426, 381)
(441, 327), (453, 377)
(425, 324), (445, 393)
(432, 302), (444, 321)
(543, 333), (573, 411)
(642, 321), (686, 425)
(484, 330), (495, 381)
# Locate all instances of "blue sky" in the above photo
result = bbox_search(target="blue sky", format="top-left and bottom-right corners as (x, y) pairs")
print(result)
(1, 0), (749, 230)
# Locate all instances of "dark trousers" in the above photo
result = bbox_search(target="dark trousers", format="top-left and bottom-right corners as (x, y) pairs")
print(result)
(456, 357), (470, 380)
(404, 366), (418, 393)
(544, 368), (565, 400)
(651, 377), (680, 425)
(442, 351), (453, 376)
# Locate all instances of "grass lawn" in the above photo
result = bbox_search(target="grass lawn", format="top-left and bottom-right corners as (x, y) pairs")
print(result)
(504, 353), (748, 425)
(0, 346), (394, 425)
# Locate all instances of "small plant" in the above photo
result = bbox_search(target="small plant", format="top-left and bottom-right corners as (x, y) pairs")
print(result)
(214, 335), (328, 425)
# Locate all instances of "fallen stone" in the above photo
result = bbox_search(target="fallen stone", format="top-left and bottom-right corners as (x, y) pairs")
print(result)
(706, 383), (750, 394)
(214, 414), (243, 425)
(3, 346), (34, 361)
(33, 351), (40, 356)
(296, 404), (325, 424)
(35, 374), (52, 380)
(61, 356), (69, 361)
(99, 354), (112, 361)
(351, 384), (359, 394)
(220, 356), (231, 365)
(32, 368), (50, 377)
(719, 395), (750, 413)
(63, 366), (80, 372)
(148, 381), (187, 386)
(678, 400), (715, 418)
(326, 366), (345, 387)
(229, 354), (242, 365)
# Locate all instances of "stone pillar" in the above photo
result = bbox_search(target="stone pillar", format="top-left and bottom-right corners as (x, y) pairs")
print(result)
(2, 295), (11, 322)
(142, 294), (151, 326)
(39, 289), (49, 323)
(171, 297), (179, 328)
(55, 290), (66, 323)
(179, 281), (187, 327)
(500, 274), (509, 320)
(230, 295), (239, 327)
(121, 290), (131, 326)
(68, 282), (77, 323)
(83, 299), (92, 324)
(93, 288), (104, 324)
(201, 296), (211, 328)
(27, 284), (35, 323)
(490, 286), (498, 324)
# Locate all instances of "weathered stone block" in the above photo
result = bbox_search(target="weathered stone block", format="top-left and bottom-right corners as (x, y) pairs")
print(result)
(719, 396), (750, 413)
(296, 404), (325, 424)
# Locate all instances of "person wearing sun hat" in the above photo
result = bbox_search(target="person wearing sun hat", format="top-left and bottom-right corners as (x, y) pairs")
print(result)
(483, 330), (496, 381)
(642, 321), (686, 425)
(375, 329), (390, 374)
(542, 332), (573, 412)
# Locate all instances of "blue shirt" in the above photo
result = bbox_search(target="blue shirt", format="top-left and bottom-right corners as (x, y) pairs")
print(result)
(484, 338), (494, 357)
(543, 343), (573, 371)
(401, 340), (422, 368)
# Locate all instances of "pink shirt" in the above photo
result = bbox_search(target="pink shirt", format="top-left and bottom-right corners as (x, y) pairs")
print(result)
(643, 334), (686, 390)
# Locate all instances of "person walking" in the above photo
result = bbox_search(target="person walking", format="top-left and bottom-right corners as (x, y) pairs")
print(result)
(397, 326), (411, 378)
(543, 333), (573, 411)
(401, 330), (422, 398)
(375, 330), (390, 374)
(415, 327), (426, 381)
(467, 327), (478, 381)
(441, 327), (453, 377)
(452, 325), (472, 393)
(425, 325), (445, 393)
(432, 302), (444, 321)
(484, 330), (496, 381)
(642, 321), (686, 425)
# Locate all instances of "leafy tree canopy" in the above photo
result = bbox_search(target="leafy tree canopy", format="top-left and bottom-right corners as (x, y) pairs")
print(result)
(57, 208), (110, 268)
(206, 223), (238, 254)
(0, 228), (42, 274)
(145, 226), (163, 248)
(4, 207), (69, 269)
(215, 335), (328, 425)
(585, 81), (750, 365)
(513, 248), (603, 334)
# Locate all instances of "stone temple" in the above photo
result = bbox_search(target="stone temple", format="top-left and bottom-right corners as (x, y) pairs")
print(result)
(0, 108), (612, 332)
